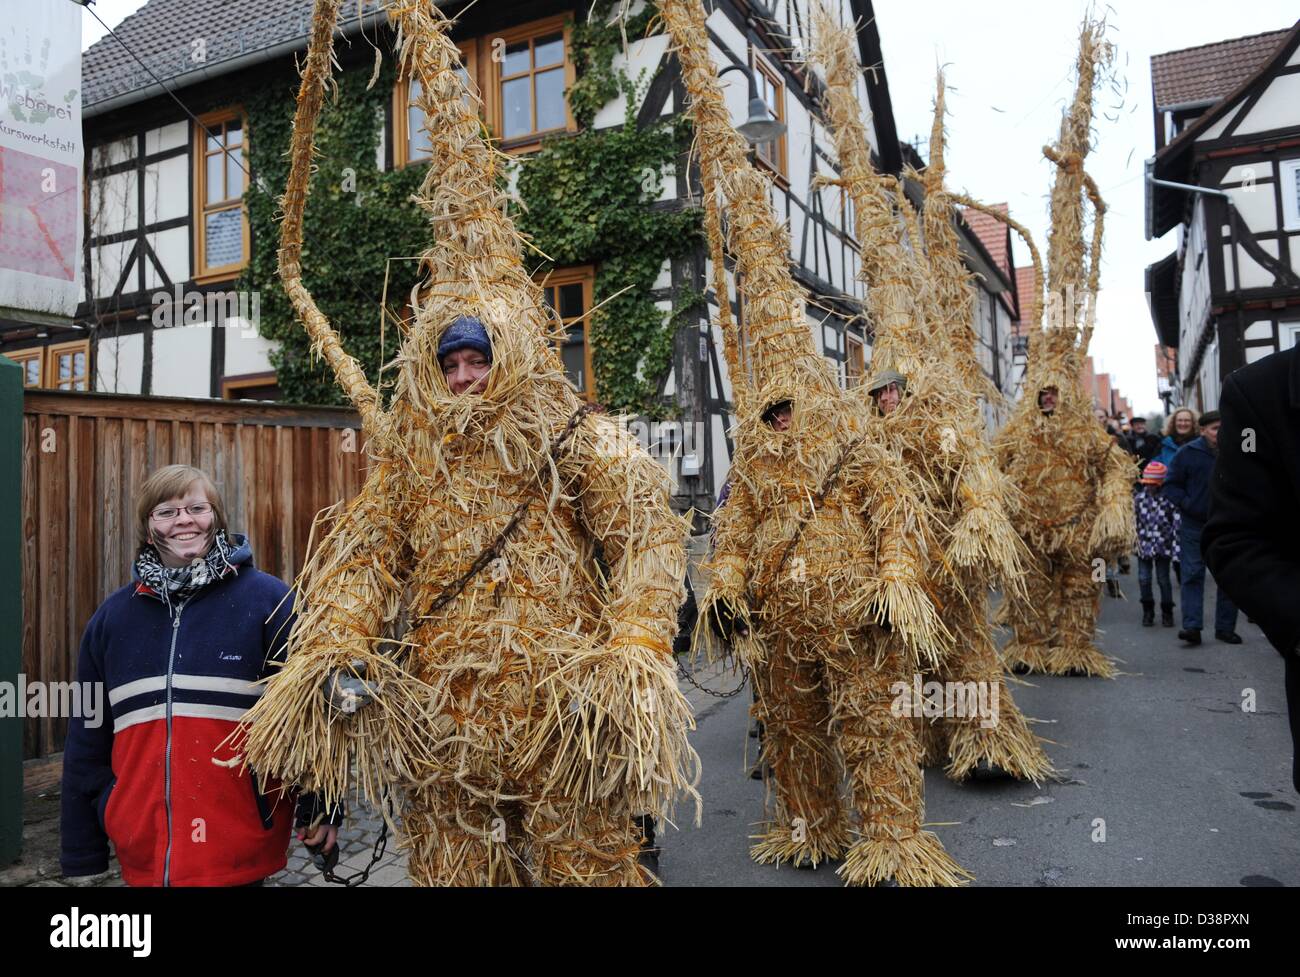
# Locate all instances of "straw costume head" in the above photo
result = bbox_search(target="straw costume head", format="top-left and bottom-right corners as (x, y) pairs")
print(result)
(234, 0), (699, 887)
(810, 2), (1050, 786)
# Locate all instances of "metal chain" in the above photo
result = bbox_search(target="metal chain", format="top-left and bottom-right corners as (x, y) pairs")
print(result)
(676, 655), (749, 698)
(321, 817), (389, 887)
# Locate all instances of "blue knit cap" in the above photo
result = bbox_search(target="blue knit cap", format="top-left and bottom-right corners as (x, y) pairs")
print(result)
(437, 316), (492, 362)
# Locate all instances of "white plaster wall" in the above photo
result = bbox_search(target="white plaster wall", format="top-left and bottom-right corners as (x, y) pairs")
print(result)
(151, 326), (212, 398)
(1233, 75), (1300, 137)
(92, 169), (137, 238)
(143, 154), (189, 223)
(145, 121), (187, 155)
(592, 33), (671, 129)
(146, 226), (190, 290)
(224, 321), (278, 377)
(94, 332), (144, 394)
(93, 239), (134, 297)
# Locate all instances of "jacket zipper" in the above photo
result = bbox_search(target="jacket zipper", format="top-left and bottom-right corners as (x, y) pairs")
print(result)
(162, 600), (186, 886)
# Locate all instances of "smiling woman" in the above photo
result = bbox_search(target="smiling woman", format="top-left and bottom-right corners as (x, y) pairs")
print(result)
(60, 463), (340, 886)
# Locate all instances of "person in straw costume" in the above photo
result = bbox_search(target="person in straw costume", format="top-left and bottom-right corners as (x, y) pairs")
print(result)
(987, 19), (1136, 678)
(233, 0), (699, 886)
(808, 4), (1052, 785)
(660, 0), (967, 886)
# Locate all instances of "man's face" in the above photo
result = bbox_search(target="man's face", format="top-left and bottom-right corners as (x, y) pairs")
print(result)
(765, 403), (792, 432)
(1202, 420), (1221, 450)
(1038, 387), (1059, 413)
(876, 382), (902, 414)
(1132, 420), (1146, 436)
(441, 348), (491, 396)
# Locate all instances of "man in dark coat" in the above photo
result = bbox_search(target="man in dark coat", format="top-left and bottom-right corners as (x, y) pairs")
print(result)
(1165, 411), (1240, 645)
(1126, 417), (1161, 467)
(1205, 345), (1300, 792)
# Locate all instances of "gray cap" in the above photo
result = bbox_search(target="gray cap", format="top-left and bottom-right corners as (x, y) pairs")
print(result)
(866, 369), (908, 395)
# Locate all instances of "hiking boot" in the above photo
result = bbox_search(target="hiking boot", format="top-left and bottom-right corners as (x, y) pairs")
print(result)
(1161, 604), (1175, 627)
(1215, 631), (1243, 645)
(1179, 628), (1202, 646)
(1141, 601), (1155, 627)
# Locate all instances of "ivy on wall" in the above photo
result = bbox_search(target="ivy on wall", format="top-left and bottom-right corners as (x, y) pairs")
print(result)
(239, 3), (700, 417)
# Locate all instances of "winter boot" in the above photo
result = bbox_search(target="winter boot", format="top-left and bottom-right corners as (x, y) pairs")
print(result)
(1161, 604), (1175, 627)
(1141, 600), (1154, 627)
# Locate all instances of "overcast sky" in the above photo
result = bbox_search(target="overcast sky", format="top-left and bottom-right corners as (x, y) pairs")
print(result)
(82, 0), (1298, 414)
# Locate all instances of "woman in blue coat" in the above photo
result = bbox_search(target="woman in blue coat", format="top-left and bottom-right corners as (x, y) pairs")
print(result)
(60, 465), (339, 885)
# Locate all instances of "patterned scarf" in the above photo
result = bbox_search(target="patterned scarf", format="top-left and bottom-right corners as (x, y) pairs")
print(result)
(135, 529), (241, 616)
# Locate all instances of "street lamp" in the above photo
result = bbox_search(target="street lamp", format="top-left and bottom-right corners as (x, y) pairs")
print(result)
(718, 64), (786, 144)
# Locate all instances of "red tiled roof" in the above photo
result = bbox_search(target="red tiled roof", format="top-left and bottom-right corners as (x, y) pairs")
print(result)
(959, 204), (1011, 283)
(1012, 266), (1037, 334)
(1151, 28), (1292, 110)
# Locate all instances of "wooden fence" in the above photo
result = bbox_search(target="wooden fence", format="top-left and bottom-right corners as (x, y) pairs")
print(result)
(20, 390), (369, 759)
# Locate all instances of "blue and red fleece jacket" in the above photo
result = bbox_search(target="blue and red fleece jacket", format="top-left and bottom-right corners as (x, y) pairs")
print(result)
(60, 536), (317, 886)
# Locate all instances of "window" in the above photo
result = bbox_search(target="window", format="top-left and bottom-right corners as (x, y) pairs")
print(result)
(490, 16), (574, 151)
(1282, 322), (1300, 351)
(48, 341), (90, 390)
(8, 348), (43, 388)
(194, 108), (249, 281)
(1281, 158), (1300, 231)
(844, 332), (865, 388)
(8, 340), (90, 390)
(222, 372), (280, 401)
(393, 42), (479, 167)
(752, 56), (787, 180)
(538, 266), (594, 397)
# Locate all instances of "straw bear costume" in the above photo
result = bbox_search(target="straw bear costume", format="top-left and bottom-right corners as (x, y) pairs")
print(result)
(237, 0), (698, 887)
(660, 0), (967, 886)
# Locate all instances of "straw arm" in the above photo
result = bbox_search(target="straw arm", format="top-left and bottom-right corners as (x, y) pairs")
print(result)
(567, 415), (690, 661)
(1088, 441), (1138, 559)
(236, 461), (419, 806)
(278, 0), (385, 439)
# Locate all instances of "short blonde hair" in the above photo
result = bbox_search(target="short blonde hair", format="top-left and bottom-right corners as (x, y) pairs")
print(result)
(1164, 408), (1196, 439)
(136, 465), (228, 549)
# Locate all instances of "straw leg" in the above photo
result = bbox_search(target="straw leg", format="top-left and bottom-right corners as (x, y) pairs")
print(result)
(832, 635), (971, 887)
(404, 787), (529, 887)
(916, 709), (948, 767)
(749, 645), (852, 867)
(1044, 557), (1116, 678)
(1002, 549), (1056, 675)
(524, 798), (650, 887)
(938, 592), (1055, 783)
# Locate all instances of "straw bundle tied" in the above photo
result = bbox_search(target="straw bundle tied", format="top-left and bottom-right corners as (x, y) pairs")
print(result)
(660, 0), (966, 885)
(810, 4), (1050, 785)
(235, 0), (701, 886)
(993, 16), (1134, 679)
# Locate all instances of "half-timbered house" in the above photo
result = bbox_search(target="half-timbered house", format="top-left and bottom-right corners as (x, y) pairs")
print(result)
(2, 0), (1020, 512)
(1145, 22), (1300, 413)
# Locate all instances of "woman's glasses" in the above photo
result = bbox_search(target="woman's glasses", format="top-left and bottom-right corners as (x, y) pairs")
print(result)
(150, 502), (213, 521)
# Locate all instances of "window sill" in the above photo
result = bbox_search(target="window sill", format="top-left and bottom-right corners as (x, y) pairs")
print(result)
(193, 268), (246, 286)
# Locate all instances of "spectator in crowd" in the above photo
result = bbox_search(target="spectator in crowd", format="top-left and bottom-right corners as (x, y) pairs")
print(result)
(1205, 345), (1300, 791)
(1133, 461), (1179, 628)
(1155, 407), (1197, 467)
(1164, 412), (1240, 646)
(1126, 416), (1161, 467)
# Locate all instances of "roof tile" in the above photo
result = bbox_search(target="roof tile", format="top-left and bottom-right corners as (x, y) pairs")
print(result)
(1151, 28), (1291, 110)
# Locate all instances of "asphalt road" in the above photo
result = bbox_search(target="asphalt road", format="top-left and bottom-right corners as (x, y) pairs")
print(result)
(658, 579), (1299, 886)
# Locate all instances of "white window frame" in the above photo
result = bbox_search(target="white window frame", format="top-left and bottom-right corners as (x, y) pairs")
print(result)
(1281, 321), (1300, 351)
(1281, 158), (1300, 231)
